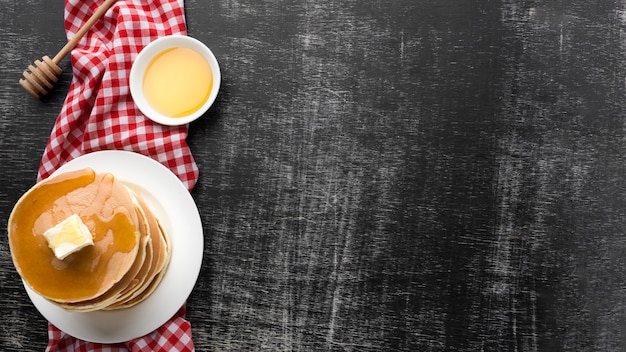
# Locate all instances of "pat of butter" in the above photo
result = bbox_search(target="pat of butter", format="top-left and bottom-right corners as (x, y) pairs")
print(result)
(43, 214), (94, 260)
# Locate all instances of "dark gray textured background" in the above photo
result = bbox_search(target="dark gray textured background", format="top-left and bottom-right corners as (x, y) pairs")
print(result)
(2, 0), (626, 350)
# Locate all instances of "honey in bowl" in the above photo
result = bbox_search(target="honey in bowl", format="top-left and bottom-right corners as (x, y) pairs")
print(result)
(142, 47), (213, 118)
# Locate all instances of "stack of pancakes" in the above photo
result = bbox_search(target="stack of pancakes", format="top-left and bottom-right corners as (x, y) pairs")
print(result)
(8, 168), (171, 312)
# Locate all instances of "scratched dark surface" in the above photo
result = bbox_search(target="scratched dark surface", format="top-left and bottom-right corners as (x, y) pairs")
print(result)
(2, 0), (626, 350)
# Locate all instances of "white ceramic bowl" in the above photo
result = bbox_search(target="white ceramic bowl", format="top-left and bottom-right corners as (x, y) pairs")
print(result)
(130, 35), (221, 126)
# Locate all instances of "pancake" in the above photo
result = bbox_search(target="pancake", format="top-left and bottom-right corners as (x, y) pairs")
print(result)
(55, 184), (172, 312)
(111, 221), (172, 309)
(8, 169), (142, 304)
(105, 189), (171, 310)
(56, 202), (153, 311)
(8, 167), (172, 312)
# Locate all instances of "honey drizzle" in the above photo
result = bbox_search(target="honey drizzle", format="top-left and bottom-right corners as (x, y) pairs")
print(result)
(9, 169), (139, 301)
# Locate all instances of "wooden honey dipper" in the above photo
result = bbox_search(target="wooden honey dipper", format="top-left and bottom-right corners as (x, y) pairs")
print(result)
(19, 0), (117, 98)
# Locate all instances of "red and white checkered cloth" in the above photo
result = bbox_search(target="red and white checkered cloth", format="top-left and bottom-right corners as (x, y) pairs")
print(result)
(47, 306), (193, 352)
(37, 0), (199, 190)
(39, 0), (197, 350)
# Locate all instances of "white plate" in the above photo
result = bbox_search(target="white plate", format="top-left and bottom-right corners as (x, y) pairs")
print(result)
(24, 150), (203, 343)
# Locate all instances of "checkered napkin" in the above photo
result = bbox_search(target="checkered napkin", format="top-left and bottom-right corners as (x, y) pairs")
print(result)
(37, 0), (199, 190)
(47, 306), (193, 352)
(39, 0), (197, 350)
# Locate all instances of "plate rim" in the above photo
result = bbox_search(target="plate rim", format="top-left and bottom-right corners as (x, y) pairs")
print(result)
(23, 150), (203, 343)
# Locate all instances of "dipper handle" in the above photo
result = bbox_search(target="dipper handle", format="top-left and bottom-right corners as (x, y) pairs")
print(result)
(53, 0), (118, 64)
